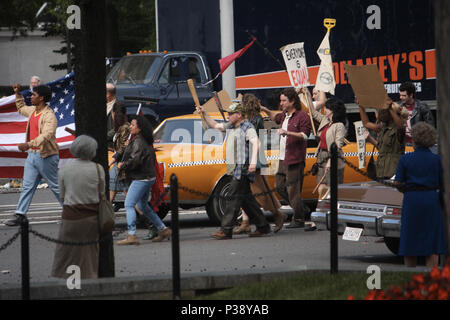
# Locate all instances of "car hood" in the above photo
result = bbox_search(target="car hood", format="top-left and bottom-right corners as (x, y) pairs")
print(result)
(154, 143), (222, 163)
(338, 181), (403, 206)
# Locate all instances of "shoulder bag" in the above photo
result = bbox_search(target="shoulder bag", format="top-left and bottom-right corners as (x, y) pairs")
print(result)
(95, 164), (115, 233)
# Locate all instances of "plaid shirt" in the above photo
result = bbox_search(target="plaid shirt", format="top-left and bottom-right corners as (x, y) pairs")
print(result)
(225, 120), (258, 182)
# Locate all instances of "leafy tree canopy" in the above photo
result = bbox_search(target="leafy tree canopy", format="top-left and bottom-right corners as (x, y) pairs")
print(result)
(0, 0), (156, 69)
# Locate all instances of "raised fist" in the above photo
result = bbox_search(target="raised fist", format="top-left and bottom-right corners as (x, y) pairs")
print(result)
(12, 83), (21, 95)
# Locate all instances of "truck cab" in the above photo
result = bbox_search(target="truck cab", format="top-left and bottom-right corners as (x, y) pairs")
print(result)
(107, 51), (213, 124)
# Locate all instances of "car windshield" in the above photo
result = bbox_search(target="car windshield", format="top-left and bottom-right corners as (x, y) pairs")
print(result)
(107, 55), (161, 85)
(154, 119), (226, 145)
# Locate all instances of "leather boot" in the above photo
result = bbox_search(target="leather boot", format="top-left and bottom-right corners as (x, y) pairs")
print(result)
(117, 235), (140, 245)
(233, 220), (251, 234)
(152, 227), (172, 242)
(211, 230), (232, 240)
(273, 212), (287, 233)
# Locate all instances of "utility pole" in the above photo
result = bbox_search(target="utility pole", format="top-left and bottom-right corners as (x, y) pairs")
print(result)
(219, 0), (236, 98)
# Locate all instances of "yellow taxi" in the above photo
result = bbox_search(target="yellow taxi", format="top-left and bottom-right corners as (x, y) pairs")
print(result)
(152, 112), (381, 224)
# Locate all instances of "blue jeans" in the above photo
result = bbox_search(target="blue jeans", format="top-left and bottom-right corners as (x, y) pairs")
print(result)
(125, 179), (165, 235)
(16, 152), (62, 215)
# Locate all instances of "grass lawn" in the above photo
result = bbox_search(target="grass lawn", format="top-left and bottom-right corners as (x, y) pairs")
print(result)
(197, 271), (417, 300)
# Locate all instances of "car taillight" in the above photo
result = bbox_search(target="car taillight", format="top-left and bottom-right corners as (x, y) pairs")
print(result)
(316, 200), (330, 212)
(386, 207), (401, 216)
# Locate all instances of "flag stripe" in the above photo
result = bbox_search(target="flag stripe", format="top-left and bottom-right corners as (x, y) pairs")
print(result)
(0, 122), (27, 134)
(0, 112), (29, 123)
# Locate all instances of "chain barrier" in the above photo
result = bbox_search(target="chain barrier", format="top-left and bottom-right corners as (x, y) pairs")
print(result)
(0, 223), (130, 252)
(0, 230), (21, 254)
(0, 155), (396, 250)
(178, 157), (330, 201)
(339, 156), (398, 189)
(177, 155), (399, 201)
(27, 223), (132, 247)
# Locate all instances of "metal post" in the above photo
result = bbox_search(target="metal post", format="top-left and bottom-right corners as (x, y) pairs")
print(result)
(170, 174), (181, 300)
(219, 0), (236, 97)
(330, 143), (338, 274)
(20, 217), (30, 300)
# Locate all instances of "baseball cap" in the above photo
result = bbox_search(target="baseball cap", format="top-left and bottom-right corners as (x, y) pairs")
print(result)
(224, 102), (245, 115)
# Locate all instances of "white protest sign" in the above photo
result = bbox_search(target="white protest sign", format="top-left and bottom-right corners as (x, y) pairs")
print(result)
(280, 42), (310, 88)
(354, 121), (366, 169)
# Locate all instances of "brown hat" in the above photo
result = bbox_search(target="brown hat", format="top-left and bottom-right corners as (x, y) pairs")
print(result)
(224, 102), (246, 115)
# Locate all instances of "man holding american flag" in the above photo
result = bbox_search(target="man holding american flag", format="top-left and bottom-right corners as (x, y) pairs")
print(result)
(4, 83), (63, 226)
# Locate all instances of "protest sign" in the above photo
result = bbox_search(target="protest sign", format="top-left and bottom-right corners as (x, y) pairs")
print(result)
(344, 63), (388, 110)
(354, 121), (366, 169)
(280, 42), (310, 88)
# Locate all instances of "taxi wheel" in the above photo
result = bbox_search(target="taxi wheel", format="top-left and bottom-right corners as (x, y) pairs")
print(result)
(384, 237), (400, 255)
(206, 176), (232, 225)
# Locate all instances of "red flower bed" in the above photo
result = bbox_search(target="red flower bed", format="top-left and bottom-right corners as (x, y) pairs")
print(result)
(348, 258), (450, 300)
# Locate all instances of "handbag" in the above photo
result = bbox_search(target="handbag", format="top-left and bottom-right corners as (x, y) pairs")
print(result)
(366, 145), (377, 180)
(95, 164), (115, 233)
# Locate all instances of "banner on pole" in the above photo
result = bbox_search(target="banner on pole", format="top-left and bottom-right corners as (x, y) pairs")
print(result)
(315, 30), (336, 94)
(280, 42), (310, 88)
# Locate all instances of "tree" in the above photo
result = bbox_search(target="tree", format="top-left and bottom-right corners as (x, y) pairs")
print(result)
(71, 0), (115, 277)
(0, 0), (157, 72)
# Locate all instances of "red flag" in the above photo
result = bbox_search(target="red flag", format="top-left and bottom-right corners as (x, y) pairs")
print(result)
(219, 37), (256, 74)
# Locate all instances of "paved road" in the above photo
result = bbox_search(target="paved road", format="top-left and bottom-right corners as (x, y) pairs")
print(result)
(0, 189), (420, 287)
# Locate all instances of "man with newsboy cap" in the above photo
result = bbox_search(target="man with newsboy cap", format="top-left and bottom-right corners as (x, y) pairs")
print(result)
(200, 103), (271, 239)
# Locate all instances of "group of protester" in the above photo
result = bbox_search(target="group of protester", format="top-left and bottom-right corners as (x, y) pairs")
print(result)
(200, 82), (446, 269)
(3, 76), (446, 279)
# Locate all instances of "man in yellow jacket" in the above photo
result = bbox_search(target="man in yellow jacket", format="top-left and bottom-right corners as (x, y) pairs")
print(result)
(5, 84), (62, 226)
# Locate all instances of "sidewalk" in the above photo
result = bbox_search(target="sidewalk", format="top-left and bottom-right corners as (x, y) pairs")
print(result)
(0, 269), (311, 300)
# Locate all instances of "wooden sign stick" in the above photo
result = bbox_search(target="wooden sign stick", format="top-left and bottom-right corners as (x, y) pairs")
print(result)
(313, 173), (327, 194)
(300, 91), (317, 136)
(187, 78), (210, 141)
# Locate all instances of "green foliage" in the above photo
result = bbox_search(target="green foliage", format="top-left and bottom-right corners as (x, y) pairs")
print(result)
(0, 1), (41, 36)
(0, 0), (156, 70)
(112, 0), (156, 55)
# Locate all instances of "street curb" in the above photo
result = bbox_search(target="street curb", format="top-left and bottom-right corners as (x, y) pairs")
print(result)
(0, 188), (23, 194)
(0, 269), (311, 300)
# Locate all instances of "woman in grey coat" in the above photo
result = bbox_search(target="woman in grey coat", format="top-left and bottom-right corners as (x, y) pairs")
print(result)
(52, 135), (104, 279)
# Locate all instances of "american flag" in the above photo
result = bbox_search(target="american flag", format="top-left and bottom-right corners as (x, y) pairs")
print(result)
(0, 72), (76, 178)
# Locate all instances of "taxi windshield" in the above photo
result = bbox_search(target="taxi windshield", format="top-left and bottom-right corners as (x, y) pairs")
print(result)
(107, 55), (161, 85)
(154, 119), (226, 145)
